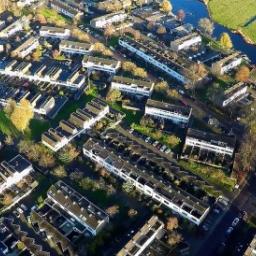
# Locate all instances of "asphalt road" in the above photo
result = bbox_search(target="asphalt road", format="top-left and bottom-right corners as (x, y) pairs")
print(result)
(195, 175), (256, 256)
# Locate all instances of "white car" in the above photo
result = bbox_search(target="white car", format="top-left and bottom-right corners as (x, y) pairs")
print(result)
(160, 145), (167, 152)
(232, 217), (240, 227)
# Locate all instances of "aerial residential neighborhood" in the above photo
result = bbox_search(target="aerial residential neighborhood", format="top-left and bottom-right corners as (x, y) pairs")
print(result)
(0, 0), (256, 255)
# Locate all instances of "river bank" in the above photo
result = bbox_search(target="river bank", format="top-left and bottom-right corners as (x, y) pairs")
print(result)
(204, 0), (256, 46)
(171, 0), (256, 64)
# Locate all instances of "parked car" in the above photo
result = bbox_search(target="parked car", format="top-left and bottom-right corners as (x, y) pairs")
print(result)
(226, 227), (233, 235)
(164, 148), (172, 154)
(160, 145), (167, 152)
(232, 217), (240, 227)
(153, 141), (159, 147)
(145, 137), (150, 143)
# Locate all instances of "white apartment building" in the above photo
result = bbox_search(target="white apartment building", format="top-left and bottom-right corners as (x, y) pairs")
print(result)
(244, 234), (256, 256)
(47, 181), (109, 236)
(59, 40), (93, 55)
(82, 56), (121, 74)
(11, 37), (39, 59)
(211, 52), (243, 75)
(42, 98), (109, 151)
(0, 155), (33, 194)
(0, 19), (23, 38)
(170, 32), (202, 52)
(83, 138), (210, 225)
(111, 76), (154, 97)
(49, 0), (83, 19)
(119, 37), (191, 84)
(117, 216), (164, 256)
(0, 60), (85, 89)
(145, 99), (192, 124)
(184, 128), (235, 156)
(90, 11), (127, 28)
(39, 26), (71, 39)
(221, 82), (248, 107)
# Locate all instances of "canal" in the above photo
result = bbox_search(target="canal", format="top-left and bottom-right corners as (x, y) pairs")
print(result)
(171, 0), (256, 64)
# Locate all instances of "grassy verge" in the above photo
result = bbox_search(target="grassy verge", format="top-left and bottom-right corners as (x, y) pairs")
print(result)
(179, 160), (236, 193)
(131, 123), (180, 149)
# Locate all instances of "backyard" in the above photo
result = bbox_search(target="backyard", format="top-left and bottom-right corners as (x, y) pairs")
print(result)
(178, 160), (237, 194)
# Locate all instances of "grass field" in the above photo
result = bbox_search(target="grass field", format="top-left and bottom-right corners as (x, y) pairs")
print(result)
(208, 0), (256, 43)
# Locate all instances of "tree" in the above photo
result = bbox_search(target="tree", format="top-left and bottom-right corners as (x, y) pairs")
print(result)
(104, 25), (115, 42)
(32, 46), (42, 61)
(38, 153), (55, 168)
(4, 99), (16, 116)
(155, 81), (168, 92)
(93, 42), (106, 53)
(106, 205), (119, 217)
(10, 99), (33, 132)
(2, 193), (13, 206)
(139, 116), (156, 128)
(106, 89), (122, 102)
(36, 14), (47, 24)
(17, 241), (26, 251)
(235, 66), (250, 82)
(79, 177), (99, 191)
(122, 61), (137, 72)
(52, 49), (60, 59)
(128, 208), (138, 217)
(167, 89), (179, 99)
(167, 135), (181, 148)
(58, 144), (79, 164)
(198, 18), (214, 36)
(69, 171), (84, 181)
(177, 9), (185, 22)
(72, 28), (90, 42)
(167, 232), (183, 246)
(122, 181), (135, 194)
(133, 67), (147, 78)
(51, 166), (67, 178)
(147, 21), (155, 31)
(166, 216), (179, 231)
(160, 0), (172, 13)
(219, 32), (233, 49)
(156, 25), (167, 35)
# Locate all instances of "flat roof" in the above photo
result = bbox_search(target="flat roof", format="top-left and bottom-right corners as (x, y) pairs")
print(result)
(40, 26), (69, 34)
(117, 216), (163, 256)
(83, 55), (119, 67)
(146, 99), (191, 116)
(84, 132), (209, 216)
(7, 154), (32, 173)
(48, 181), (108, 230)
(186, 128), (236, 148)
(119, 36), (202, 82)
(60, 40), (92, 51)
(112, 76), (154, 88)
(91, 11), (126, 22)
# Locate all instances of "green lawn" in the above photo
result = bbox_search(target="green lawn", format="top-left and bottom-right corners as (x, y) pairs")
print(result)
(208, 0), (256, 43)
(37, 7), (70, 25)
(109, 101), (143, 125)
(179, 160), (237, 193)
(0, 111), (19, 137)
(27, 94), (95, 141)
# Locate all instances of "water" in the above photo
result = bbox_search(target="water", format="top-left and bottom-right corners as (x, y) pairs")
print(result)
(171, 0), (256, 63)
